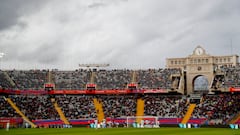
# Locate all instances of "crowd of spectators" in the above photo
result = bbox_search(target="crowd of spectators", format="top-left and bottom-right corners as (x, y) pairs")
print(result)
(223, 66), (240, 87)
(144, 95), (187, 118)
(55, 95), (96, 119)
(52, 69), (91, 90)
(0, 96), (19, 117)
(212, 65), (240, 88)
(0, 68), (181, 90)
(2, 66), (240, 90)
(192, 94), (240, 125)
(10, 95), (59, 120)
(100, 95), (136, 118)
(5, 70), (48, 90)
(94, 69), (132, 89)
(143, 93), (240, 125)
(136, 68), (181, 89)
(211, 75), (225, 90)
(0, 93), (239, 126)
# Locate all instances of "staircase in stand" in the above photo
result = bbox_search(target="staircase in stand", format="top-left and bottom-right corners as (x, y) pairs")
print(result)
(90, 71), (96, 84)
(131, 71), (137, 83)
(93, 98), (105, 123)
(5, 97), (37, 128)
(51, 98), (70, 125)
(181, 104), (196, 124)
(3, 71), (16, 87)
(228, 112), (240, 124)
(136, 98), (144, 123)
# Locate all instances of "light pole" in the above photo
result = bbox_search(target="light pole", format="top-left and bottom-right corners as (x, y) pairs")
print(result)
(0, 52), (5, 70)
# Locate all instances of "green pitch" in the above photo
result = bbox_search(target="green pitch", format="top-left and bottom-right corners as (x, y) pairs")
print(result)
(0, 128), (239, 135)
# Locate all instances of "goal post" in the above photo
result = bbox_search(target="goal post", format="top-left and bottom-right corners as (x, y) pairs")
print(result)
(126, 116), (159, 128)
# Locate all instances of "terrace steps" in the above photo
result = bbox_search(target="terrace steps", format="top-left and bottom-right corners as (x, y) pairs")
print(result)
(51, 98), (70, 125)
(181, 104), (196, 124)
(6, 97), (37, 128)
(93, 98), (105, 123)
(3, 71), (16, 87)
(228, 112), (240, 124)
(136, 98), (145, 123)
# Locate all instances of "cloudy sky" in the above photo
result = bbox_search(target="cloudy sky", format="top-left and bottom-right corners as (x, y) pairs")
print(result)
(0, 0), (240, 70)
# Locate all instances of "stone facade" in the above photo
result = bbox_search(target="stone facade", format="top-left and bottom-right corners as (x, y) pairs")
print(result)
(166, 45), (239, 94)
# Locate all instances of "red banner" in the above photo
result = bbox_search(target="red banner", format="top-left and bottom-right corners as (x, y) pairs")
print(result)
(0, 88), (169, 95)
(230, 87), (240, 92)
(50, 90), (86, 94)
(0, 89), (47, 95)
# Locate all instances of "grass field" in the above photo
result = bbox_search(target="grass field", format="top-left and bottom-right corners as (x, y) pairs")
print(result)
(0, 127), (239, 135)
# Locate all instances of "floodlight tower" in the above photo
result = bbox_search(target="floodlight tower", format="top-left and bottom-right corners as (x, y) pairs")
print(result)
(0, 52), (5, 69)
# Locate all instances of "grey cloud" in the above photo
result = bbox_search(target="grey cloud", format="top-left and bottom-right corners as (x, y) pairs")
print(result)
(19, 43), (64, 64)
(0, 0), (48, 31)
(0, 0), (240, 70)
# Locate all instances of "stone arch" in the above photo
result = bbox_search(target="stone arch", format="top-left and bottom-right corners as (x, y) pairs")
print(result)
(192, 75), (209, 91)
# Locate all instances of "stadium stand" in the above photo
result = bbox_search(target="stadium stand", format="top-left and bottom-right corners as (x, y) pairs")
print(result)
(0, 68), (240, 128)
(1, 68), (180, 90)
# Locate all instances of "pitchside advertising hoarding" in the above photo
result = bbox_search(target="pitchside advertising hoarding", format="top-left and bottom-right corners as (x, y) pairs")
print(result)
(0, 118), (23, 125)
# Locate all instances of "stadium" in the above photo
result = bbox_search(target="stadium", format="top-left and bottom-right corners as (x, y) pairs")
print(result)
(0, 46), (240, 135)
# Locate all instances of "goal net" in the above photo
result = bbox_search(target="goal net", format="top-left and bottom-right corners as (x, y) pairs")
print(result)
(126, 116), (159, 128)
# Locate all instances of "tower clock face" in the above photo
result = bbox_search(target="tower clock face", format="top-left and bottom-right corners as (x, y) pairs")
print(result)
(195, 48), (203, 55)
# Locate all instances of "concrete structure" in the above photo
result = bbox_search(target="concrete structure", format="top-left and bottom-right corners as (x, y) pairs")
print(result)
(166, 45), (239, 94)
